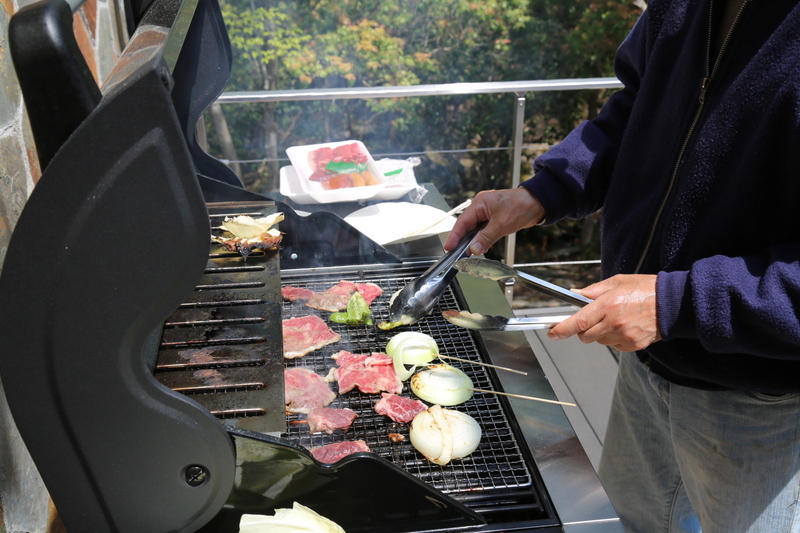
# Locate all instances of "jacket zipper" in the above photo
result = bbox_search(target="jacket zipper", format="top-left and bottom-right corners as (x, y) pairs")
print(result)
(633, 0), (751, 274)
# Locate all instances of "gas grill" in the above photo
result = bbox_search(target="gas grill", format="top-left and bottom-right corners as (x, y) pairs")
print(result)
(279, 267), (552, 523)
(0, 0), (620, 530)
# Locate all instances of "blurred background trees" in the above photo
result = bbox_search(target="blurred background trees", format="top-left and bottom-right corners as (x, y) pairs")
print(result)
(206, 0), (644, 265)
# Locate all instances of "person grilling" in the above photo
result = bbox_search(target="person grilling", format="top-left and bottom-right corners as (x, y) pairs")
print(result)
(445, 0), (800, 532)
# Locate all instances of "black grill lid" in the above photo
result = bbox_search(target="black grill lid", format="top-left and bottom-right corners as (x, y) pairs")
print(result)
(0, 0), (237, 530)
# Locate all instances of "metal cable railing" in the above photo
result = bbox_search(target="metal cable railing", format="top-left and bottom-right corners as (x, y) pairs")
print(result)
(217, 77), (622, 103)
(214, 77), (622, 277)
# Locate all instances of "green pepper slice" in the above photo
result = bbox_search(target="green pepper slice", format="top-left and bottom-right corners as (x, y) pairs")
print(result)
(329, 291), (373, 325)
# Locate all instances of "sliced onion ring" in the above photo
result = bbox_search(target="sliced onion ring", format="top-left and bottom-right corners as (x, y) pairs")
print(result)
(429, 404), (453, 465)
(387, 332), (440, 380)
(386, 332), (439, 363)
(410, 364), (473, 406)
(393, 352), (418, 381)
(409, 405), (481, 465)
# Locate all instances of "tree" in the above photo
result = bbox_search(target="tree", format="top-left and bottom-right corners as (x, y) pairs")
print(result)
(221, 0), (437, 189)
(222, 2), (310, 184)
(211, 0), (643, 217)
(518, 0), (642, 137)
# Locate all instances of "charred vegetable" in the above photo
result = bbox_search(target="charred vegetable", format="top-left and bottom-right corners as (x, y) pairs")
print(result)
(377, 320), (404, 330)
(212, 213), (283, 257)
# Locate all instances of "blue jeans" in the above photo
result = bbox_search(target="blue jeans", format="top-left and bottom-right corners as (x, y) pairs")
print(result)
(598, 353), (800, 533)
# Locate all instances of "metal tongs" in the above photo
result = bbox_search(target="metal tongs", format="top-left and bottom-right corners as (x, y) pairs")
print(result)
(387, 224), (484, 325)
(442, 257), (593, 331)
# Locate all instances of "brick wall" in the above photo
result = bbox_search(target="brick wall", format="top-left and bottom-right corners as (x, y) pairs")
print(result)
(0, 0), (126, 530)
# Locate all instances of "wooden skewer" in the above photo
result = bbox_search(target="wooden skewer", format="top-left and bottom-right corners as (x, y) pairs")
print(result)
(404, 199), (472, 238)
(469, 388), (576, 407)
(438, 354), (527, 376)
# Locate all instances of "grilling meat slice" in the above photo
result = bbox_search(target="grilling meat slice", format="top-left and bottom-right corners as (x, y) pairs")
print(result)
(306, 407), (358, 434)
(282, 281), (384, 311)
(354, 282), (383, 305)
(311, 440), (371, 463)
(374, 393), (428, 423)
(281, 286), (315, 303)
(285, 367), (337, 413)
(283, 315), (341, 358)
(332, 351), (403, 395)
(305, 281), (359, 312)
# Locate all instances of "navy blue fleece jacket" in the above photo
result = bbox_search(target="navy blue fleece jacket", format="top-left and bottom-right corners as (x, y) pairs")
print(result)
(522, 0), (800, 393)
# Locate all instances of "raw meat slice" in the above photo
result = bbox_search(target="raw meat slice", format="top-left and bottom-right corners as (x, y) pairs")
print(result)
(308, 167), (333, 181)
(311, 440), (370, 463)
(309, 146), (333, 170)
(332, 351), (403, 394)
(331, 143), (368, 164)
(305, 281), (358, 312)
(355, 282), (383, 305)
(285, 368), (337, 413)
(283, 315), (340, 358)
(307, 407), (358, 434)
(281, 286), (315, 302)
(282, 281), (384, 311)
(374, 393), (427, 423)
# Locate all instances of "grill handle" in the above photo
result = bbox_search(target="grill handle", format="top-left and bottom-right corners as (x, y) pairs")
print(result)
(9, 0), (101, 170)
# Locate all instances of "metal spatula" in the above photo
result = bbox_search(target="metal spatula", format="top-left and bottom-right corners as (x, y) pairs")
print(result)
(455, 257), (592, 308)
(442, 310), (574, 331)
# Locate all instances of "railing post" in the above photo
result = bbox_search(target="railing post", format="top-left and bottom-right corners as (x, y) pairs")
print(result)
(504, 94), (526, 304)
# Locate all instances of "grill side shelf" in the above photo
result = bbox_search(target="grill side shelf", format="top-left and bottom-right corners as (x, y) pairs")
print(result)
(154, 202), (286, 435)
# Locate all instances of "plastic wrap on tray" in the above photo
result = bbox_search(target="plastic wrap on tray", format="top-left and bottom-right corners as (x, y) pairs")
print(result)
(286, 140), (384, 198)
(282, 141), (424, 204)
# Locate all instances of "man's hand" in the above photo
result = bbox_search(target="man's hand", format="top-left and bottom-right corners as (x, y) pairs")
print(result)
(444, 188), (546, 255)
(547, 274), (662, 352)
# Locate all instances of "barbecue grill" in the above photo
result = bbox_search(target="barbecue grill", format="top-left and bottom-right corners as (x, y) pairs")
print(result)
(0, 0), (620, 530)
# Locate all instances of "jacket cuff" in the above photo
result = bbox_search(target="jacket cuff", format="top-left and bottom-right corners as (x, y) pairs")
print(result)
(520, 170), (574, 225)
(657, 270), (696, 340)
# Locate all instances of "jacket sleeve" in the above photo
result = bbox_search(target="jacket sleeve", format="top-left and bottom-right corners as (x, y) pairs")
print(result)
(521, 8), (651, 223)
(658, 243), (800, 358)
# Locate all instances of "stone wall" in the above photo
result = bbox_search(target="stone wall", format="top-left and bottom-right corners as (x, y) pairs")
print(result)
(0, 0), (127, 530)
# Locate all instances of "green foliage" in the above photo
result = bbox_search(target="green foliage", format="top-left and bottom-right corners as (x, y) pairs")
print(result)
(206, 0), (643, 261)
(222, 3), (310, 88)
(215, 0), (641, 147)
(224, 7), (308, 68)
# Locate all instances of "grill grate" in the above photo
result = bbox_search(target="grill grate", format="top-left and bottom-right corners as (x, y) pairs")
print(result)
(154, 202), (286, 434)
(281, 269), (534, 495)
